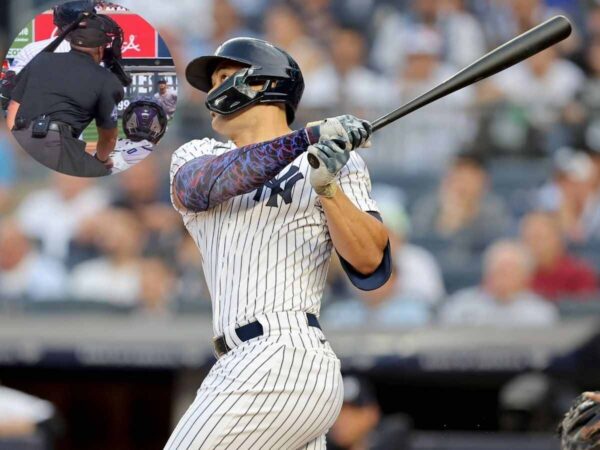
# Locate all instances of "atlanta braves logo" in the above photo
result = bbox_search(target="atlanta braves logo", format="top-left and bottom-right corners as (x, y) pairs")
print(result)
(122, 34), (141, 52)
(254, 165), (304, 207)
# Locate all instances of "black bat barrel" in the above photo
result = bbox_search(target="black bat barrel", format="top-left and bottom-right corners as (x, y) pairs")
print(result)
(371, 15), (572, 132)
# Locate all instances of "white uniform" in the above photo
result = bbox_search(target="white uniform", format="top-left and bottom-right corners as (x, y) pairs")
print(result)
(10, 39), (71, 74)
(166, 138), (379, 449)
(110, 139), (154, 174)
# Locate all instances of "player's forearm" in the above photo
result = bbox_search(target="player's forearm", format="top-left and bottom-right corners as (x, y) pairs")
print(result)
(6, 100), (19, 130)
(96, 128), (118, 160)
(321, 189), (388, 275)
(175, 128), (319, 212)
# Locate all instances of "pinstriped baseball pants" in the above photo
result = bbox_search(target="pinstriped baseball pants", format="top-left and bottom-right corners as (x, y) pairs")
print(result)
(164, 324), (343, 450)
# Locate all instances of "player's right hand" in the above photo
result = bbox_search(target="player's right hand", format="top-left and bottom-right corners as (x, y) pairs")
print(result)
(307, 139), (349, 198)
(307, 115), (372, 151)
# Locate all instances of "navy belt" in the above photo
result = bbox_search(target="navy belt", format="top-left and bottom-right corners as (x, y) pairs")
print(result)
(213, 313), (321, 358)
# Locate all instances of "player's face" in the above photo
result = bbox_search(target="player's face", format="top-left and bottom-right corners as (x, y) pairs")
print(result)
(209, 63), (266, 136)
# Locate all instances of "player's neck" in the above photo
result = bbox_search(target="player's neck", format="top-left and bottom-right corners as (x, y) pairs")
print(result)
(232, 124), (293, 147)
(229, 108), (292, 147)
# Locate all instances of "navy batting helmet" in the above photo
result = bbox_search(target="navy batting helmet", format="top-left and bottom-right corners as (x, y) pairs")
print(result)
(53, 0), (97, 29)
(185, 37), (304, 124)
(122, 97), (168, 144)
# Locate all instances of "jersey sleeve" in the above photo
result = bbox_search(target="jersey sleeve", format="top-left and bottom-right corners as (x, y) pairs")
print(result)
(95, 76), (124, 129)
(336, 152), (379, 213)
(169, 139), (217, 215)
(9, 62), (31, 103)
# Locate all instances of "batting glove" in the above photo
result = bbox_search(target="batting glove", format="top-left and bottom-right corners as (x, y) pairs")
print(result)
(308, 139), (349, 198)
(308, 115), (372, 151)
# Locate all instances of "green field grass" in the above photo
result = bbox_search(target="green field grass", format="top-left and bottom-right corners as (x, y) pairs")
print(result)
(82, 124), (126, 143)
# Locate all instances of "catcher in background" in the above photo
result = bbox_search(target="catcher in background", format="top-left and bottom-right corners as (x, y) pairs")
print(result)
(110, 96), (168, 174)
(559, 391), (600, 450)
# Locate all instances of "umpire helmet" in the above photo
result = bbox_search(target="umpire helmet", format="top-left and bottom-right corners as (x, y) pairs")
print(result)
(122, 97), (168, 144)
(53, 0), (97, 29)
(185, 37), (304, 124)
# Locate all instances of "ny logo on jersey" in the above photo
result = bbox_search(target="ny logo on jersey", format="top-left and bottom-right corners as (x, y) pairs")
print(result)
(254, 165), (304, 207)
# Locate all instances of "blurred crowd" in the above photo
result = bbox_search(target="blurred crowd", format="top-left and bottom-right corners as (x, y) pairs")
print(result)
(1, 0), (600, 327)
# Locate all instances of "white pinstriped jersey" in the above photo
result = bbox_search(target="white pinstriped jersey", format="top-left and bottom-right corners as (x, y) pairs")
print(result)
(170, 138), (378, 338)
(10, 39), (71, 74)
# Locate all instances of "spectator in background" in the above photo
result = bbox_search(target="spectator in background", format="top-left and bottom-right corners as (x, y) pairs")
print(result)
(370, 0), (485, 76)
(521, 211), (598, 300)
(182, 0), (254, 91)
(536, 150), (599, 242)
(263, 3), (329, 110)
(411, 153), (511, 259)
(368, 26), (475, 174)
(154, 79), (177, 119)
(15, 173), (109, 262)
(328, 375), (411, 450)
(566, 38), (600, 153)
(321, 260), (432, 329)
(111, 158), (182, 261)
(139, 257), (175, 314)
(302, 26), (394, 111)
(0, 218), (67, 302)
(440, 240), (558, 326)
(291, 0), (342, 44)
(373, 184), (445, 304)
(69, 209), (173, 312)
(489, 46), (584, 153)
(322, 185), (440, 328)
(475, 0), (578, 52)
(174, 234), (211, 308)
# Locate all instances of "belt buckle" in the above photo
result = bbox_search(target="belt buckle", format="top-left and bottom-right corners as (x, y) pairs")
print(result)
(212, 336), (229, 359)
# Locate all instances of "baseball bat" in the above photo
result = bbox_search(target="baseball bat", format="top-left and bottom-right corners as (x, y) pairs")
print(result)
(371, 15), (572, 131)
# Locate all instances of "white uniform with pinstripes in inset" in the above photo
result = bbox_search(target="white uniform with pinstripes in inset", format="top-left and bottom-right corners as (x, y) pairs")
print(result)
(166, 137), (379, 450)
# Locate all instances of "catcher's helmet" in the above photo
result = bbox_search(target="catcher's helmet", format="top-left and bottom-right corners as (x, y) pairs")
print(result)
(53, 0), (96, 29)
(559, 392), (600, 450)
(122, 97), (168, 144)
(185, 37), (304, 124)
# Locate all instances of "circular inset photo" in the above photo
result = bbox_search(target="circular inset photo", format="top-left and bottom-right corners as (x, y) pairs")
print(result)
(1, 0), (178, 177)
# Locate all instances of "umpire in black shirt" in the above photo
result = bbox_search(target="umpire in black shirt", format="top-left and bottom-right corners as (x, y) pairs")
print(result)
(7, 14), (124, 177)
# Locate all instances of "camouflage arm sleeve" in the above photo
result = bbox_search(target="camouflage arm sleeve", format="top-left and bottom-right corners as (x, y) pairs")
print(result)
(174, 127), (319, 212)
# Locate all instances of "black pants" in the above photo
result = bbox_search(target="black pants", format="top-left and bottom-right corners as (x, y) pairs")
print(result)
(12, 125), (110, 177)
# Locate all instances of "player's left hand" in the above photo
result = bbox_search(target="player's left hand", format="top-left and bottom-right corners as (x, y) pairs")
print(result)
(308, 139), (349, 198)
(308, 115), (372, 151)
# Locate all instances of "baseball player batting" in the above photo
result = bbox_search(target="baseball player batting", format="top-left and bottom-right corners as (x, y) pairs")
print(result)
(166, 37), (391, 449)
